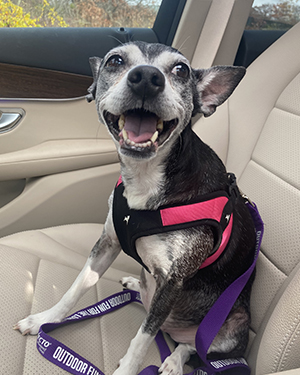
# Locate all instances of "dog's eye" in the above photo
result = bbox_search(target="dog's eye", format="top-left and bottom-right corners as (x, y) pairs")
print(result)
(105, 55), (124, 68)
(171, 63), (190, 79)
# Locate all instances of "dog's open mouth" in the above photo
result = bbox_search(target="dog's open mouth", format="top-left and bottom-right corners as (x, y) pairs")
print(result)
(104, 109), (178, 156)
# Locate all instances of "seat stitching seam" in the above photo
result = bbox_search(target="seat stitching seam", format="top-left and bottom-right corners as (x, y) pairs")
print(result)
(272, 313), (300, 372)
(22, 257), (41, 375)
(0, 223), (101, 242)
(251, 158), (300, 193)
(275, 103), (300, 118)
(36, 230), (76, 252)
(280, 320), (300, 371)
(259, 249), (288, 278)
(30, 257), (42, 314)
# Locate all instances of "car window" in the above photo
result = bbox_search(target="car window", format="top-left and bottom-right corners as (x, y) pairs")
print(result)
(0, 0), (163, 28)
(234, 0), (300, 67)
(247, 0), (300, 30)
(1, 0), (186, 99)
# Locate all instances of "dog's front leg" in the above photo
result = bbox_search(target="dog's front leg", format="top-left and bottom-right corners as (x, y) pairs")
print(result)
(15, 208), (121, 335)
(113, 273), (182, 375)
(159, 344), (196, 375)
(114, 226), (213, 375)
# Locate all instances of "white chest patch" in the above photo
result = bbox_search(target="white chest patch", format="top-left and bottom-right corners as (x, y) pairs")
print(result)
(121, 157), (165, 210)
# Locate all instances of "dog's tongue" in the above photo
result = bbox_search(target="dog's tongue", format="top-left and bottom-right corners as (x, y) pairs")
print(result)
(124, 112), (157, 143)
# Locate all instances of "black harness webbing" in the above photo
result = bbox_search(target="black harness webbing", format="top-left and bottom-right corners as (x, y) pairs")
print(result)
(112, 174), (239, 272)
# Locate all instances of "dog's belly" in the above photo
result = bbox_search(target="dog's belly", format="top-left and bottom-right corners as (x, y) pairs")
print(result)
(160, 323), (198, 346)
(140, 269), (197, 347)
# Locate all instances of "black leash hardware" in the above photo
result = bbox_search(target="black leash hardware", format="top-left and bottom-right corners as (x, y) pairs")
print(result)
(227, 173), (240, 202)
(227, 173), (256, 208)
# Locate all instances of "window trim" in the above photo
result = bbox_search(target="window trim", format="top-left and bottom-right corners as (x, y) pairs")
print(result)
(153, 0), (187, 45)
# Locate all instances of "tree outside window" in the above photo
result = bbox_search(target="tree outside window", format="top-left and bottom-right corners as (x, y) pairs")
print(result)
(0, 0), (161, 28)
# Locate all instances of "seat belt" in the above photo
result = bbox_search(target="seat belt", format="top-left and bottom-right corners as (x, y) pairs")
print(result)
(36, 201), (263, 375)
(191, 0), (236, 68)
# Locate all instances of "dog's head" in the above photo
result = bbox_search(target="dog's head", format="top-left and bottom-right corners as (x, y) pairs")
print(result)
(88, 41), (245, 160)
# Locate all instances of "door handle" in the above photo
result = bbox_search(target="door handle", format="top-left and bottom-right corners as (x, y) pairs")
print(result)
(0, 112), (22, 133)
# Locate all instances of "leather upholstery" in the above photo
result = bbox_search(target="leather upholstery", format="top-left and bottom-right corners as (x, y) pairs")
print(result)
(196, 22), (300, 374)
(0, 224), (170, 374)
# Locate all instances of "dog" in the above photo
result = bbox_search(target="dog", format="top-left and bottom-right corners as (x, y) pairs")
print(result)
(15, 41), (256, 375)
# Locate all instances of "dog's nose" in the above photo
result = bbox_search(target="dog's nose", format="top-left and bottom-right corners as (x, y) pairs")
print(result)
(127, 65), (165, 98)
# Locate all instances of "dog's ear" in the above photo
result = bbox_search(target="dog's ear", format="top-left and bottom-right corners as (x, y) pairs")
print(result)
(193, 66), (246, 117)
(86, 56), (103, 102)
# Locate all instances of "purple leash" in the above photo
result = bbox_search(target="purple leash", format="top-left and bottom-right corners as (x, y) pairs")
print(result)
(37, 201), (263, 375)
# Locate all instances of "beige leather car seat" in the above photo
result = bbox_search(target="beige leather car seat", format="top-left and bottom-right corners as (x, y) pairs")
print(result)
(1, 22), (300, 375)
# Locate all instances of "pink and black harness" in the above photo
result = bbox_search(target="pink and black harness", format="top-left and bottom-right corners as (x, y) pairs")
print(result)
(113, 173), (238, 272)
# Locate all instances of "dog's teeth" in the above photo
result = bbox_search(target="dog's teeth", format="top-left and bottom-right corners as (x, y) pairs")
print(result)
(157, 119), (163, 132)
(122, 133), (153, 149)
(122, 129), (128, 141)
(125, 138), (135, 147)
(118, 115), (125, 130)
(151, 131), (159, 143)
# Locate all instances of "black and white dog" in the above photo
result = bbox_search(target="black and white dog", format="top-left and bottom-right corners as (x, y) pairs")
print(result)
(15, 42), (256, 375)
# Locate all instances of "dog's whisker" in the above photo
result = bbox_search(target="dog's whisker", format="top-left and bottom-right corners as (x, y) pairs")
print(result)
(108, 35), (126, 46)
(176, 35), (191, 55)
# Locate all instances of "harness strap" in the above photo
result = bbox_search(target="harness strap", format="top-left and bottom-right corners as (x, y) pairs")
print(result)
(37, 201), (263, 375)
(196, 202), (263, 366)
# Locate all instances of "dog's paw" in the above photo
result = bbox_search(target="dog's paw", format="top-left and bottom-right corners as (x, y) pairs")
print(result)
(159, 355), (183, 375)
(112, 349), (142, 375)
(13, 309), (62, 335)
(120, 276), (140, 292)
(14, 314), (45, 335)
(112, 360), (137, 375)
(112, 366), (127, 375)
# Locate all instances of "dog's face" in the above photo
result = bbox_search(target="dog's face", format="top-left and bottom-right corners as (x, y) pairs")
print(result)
(88, 42), (245, 161)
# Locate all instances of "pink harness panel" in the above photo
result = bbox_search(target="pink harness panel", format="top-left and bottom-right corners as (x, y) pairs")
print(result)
(114, 176), (234, 270)
(160, 198), (233, 269)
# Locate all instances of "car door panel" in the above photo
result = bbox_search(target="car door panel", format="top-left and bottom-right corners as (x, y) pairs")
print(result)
(0, 163), (120, 238)
(0, 96), (118, 236)
(0, 63), (93, 99)
(0, 138), (117, 180)
(0, 0), (184, 237)
(0, 98), (109, 154)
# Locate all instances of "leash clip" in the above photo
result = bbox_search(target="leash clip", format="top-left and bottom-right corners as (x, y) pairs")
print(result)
(242, 194), (256, 207)
(227, 173), (240, 201)
(227, 173), (256, 207)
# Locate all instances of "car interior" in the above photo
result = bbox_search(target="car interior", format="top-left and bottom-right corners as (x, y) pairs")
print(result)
(0, 0), (300, 374)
